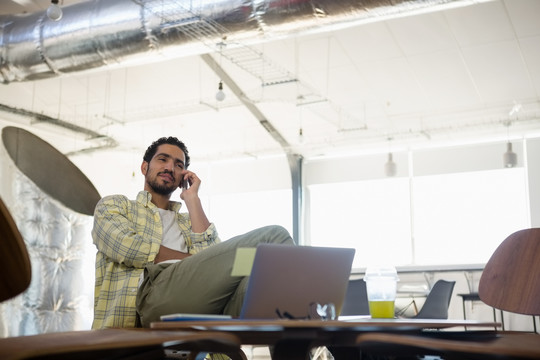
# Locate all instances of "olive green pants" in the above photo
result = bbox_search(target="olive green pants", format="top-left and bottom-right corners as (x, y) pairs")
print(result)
(136, 225), (294, 327)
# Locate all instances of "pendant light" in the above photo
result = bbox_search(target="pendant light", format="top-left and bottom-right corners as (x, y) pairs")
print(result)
(384, 137), (397, 177)
(47, 0), (63, 21)
(215, 81), (225, 102)
(503, 142), (517, 168)
(215, 41), (226, 102)
(298, 128), (304, 144)
(384, 153), (397, 177)
(502, 104), (519, 168)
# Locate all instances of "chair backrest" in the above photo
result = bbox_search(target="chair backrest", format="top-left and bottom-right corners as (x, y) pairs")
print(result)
(0, 196), (31, 302)
(340, 278), (370, 316)
(414, 280), (455, 319)
(478, 228), (540, 316)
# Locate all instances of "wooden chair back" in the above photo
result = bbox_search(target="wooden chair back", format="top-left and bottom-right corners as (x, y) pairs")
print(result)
(0, 196), (31, 303)
(478, 228), (540, 316)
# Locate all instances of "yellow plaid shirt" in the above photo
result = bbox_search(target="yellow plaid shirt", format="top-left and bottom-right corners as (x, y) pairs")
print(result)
(91, 191), (220, 329)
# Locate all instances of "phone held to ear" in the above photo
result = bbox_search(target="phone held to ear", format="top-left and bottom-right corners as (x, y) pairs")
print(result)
(180, 178), (189, 190)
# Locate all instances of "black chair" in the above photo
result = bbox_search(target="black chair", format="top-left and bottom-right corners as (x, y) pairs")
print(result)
(412, 280), (455, 319)
(341, 278), (370, 316)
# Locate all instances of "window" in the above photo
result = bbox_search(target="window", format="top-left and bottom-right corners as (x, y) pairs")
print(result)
(412, 168), (529, 265)
(207, 189), (293, 241)
(308, 178), (412, 269)
(307, 168), (529, 268)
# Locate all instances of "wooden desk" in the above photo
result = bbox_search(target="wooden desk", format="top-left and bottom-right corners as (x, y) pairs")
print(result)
(0, 328), (243, 360)
(356, 331), (540, 359)
(151, 318), (500, 360)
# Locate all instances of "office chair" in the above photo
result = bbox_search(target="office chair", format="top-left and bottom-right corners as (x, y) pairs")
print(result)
(479, 228), (540, 332)
(0, 195), (246, 360)
(341, 278), (371, 316)
(412, 279), (455, 319)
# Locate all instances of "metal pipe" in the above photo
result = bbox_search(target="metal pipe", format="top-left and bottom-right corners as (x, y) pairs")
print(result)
(0, 0), (472, 83)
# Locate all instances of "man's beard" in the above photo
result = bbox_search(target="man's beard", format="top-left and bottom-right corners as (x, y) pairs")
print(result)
(147, 173), (176, 195)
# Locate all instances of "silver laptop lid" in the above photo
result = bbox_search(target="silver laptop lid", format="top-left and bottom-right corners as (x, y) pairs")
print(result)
(239, 244), (355, 319)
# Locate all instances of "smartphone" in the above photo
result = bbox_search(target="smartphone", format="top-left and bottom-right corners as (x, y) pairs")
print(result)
(180, 178), (189, 190)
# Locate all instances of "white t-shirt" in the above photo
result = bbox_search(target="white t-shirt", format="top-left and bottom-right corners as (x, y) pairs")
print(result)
(138, 208), (187, 287)
(158, 208), (187, 254)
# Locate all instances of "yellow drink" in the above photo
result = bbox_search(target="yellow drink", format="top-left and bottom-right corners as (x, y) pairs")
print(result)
(369, 300), (395, 318)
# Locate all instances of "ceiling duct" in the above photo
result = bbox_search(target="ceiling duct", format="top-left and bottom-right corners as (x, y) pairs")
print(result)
(0, 0), (475, 84)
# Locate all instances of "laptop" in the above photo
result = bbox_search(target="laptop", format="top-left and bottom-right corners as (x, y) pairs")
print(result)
(239, 243), (356, 319)
(159, 243), (355, 322)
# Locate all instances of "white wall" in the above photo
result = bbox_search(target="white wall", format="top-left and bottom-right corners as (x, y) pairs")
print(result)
(70, 152), (292, 200)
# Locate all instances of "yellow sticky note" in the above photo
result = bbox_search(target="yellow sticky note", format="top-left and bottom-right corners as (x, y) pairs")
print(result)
(231, 247), (257, 276)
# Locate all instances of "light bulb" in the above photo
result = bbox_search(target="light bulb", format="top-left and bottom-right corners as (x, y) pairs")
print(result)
(384, 153), (397, 177)
(298, 128), (304, 144)
(503, 142), (517, 168)
(47, 1), (63, 21)
(215, 81), (225, 102)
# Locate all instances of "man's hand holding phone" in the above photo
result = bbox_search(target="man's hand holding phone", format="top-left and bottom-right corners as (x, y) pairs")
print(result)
(178, 170), (210, 232)
(179, 170), (201, 201)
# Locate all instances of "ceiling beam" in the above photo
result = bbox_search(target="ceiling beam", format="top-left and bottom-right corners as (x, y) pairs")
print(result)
(200, 53), (291, 151)
(202, 53), (304, 244)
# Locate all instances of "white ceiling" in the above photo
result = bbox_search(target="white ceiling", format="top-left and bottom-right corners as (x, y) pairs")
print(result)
(0, 0), (539, 163)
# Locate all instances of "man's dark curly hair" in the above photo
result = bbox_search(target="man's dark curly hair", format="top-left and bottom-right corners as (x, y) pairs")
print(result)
(143, 137), (190, 169)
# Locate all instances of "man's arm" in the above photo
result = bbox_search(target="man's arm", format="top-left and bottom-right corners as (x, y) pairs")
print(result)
(179, 171), (211, 233)
(154, 245), (192, 263)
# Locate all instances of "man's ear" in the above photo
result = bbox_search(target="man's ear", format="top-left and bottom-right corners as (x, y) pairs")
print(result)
(141, 161), (148, 176)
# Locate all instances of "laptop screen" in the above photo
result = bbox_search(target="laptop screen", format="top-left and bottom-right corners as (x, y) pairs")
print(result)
(239, 244), (355, 319)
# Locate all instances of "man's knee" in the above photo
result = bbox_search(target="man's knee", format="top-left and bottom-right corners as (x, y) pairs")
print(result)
(262, 225), (294, 244)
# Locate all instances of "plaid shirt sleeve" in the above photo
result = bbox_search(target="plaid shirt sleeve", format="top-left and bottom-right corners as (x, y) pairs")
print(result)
(93, 194), (161, 268)
(92, 194), (162, 328)
(179, 216), (221, 254)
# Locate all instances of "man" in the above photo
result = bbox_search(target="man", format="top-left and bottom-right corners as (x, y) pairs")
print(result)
(92, 136), (294, 328)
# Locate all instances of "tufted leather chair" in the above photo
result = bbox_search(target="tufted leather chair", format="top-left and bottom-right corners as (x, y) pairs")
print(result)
(0, 173), (96, 336)
(1, 126), (99, 336)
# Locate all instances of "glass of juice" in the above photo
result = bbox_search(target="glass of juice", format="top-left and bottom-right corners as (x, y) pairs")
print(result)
(364, 266), (399, 319)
